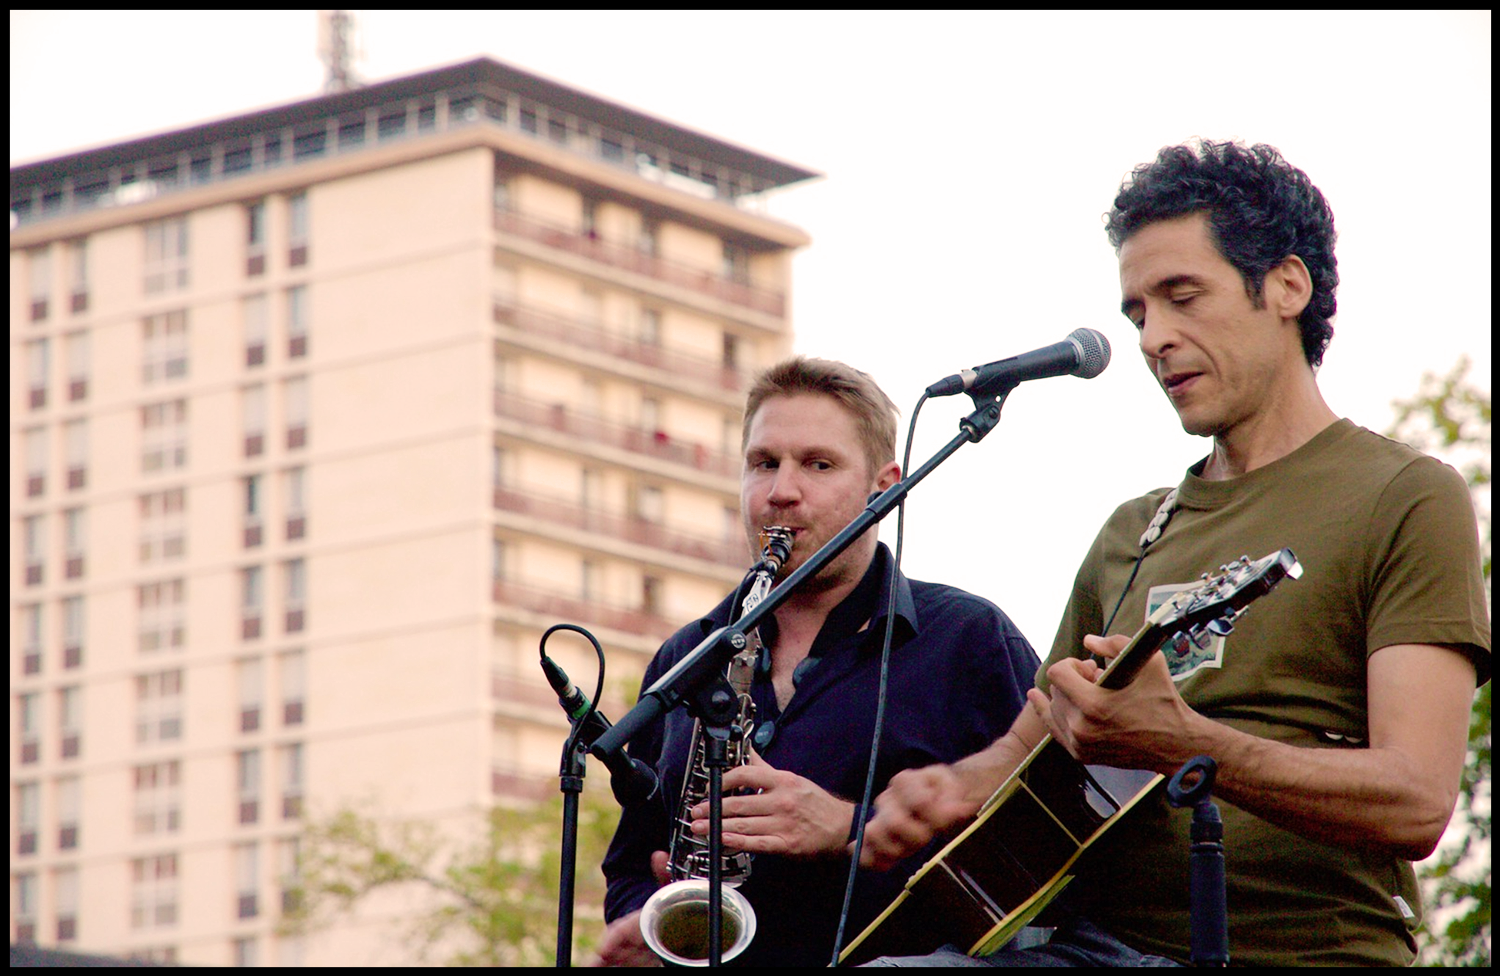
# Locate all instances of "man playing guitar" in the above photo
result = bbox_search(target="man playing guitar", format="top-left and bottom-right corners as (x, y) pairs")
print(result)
(857, 140), (1490, 967)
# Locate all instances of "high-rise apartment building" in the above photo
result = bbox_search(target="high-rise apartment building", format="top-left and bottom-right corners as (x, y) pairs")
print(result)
(10, 57), (815, 965)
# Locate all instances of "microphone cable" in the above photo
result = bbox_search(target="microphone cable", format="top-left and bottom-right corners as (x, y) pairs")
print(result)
(829, 391), (929, 966)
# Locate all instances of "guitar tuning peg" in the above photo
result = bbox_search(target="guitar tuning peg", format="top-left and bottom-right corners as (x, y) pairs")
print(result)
(1207, 617), (1234, 637)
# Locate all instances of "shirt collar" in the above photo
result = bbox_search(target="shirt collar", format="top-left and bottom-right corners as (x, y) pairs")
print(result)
(696, 543), (917, 653)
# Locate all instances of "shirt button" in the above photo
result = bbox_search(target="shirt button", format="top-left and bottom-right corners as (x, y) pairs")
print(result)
(753, 720), (776, 751)
(792, 657), (820, 688)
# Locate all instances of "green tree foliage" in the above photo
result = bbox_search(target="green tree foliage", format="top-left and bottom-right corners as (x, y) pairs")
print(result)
(1387, 357), (1491, 967)
(280, 782), (621, 966)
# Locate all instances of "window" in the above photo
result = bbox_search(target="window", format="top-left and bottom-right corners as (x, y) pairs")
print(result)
(63, 508), (86, 579)
(65, 331), (89, 401)
(26, 338), (48, 409)
(139, 488), (186, 563)
(61, 596), (85, 669)
(246, 202), (266, 276)
(238, 658), (263, 733)
(25, 427), (46, 497)
(581, 559), (598, 603)
(137, 579), (186, 654)
(378, 108), (407, 141)
(19, 694), (42, 764)
(57, 687), (81, 759)
(57, 778), (81, 849)
(15, 873), (38, 943)
(22, 604), (43, 675)
(284, 376), (308, 450)
(638, 307), (661, 347)
(55, 868), (78, 942)
(141, 400), (188, 472)
(29, 247), (51, 321)
(142, 311), (188, 383)
(236, 843), (259, 919)
(244, 385), (267, 457)
(582, 199), (598, 240)
(280, 744), (304, 819)
(143, 218), (188, 293)
(287, 286), (308, 358)
(23, 515), (45, 586)
(244, 475), (263, 548)
(284, 559), (306, 633)
(723, 241), (750, 284)
(288, 192), (309, 266)
(130, 854), (178, 928)
(244, 294), (267, 367)
(17, 782), (40, 855)
(65, 419), (87, 489)
(280, 651), (306, 726)
(641, 396), (662, 436)
(637, 484), (664, 524)
(242, 567), (264, 641)
(285, 467), (307, 540)
(136, 670), (184, 744)
(237, 750), (261, 825)
(133, 762), (181, 835)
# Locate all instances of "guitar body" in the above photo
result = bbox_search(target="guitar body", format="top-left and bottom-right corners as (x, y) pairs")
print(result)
(838, 549), (1301, 966)
(839, 740), (1161, 965)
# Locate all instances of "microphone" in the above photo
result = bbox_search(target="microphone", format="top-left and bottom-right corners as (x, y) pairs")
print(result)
(541, 655), (660, 806)
(925, 328), (1111, 399)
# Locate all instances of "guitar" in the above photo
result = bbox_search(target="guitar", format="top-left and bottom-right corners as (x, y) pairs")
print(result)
(838, 549), (1303, 966)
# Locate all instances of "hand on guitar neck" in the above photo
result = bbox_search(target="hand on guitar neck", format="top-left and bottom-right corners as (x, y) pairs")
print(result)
(1031, 632), (1203, 777)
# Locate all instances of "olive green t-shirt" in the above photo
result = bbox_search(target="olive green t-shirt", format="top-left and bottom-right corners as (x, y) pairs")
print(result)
(1041, 419), (1490, 966)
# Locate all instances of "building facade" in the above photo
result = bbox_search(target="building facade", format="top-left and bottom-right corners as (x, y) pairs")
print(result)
(10, 57), (814, 965)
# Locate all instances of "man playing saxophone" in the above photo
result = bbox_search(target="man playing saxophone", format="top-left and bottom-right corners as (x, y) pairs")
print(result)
(595, 357), (1040, 966)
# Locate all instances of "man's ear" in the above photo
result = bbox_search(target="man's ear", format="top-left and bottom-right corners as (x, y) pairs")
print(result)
(1268, 254), (1313, 322)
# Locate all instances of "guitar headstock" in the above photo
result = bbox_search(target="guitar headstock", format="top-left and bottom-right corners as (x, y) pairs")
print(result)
(1099, 548), (1302, 690)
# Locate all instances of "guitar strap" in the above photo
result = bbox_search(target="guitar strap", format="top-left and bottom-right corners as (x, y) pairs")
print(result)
(1102, 488), (1180, 635)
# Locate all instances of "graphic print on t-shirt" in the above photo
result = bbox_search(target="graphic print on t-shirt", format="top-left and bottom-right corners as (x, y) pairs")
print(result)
(1146, 582), (1226, 680)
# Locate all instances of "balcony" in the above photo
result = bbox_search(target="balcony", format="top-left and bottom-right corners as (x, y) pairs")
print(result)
(494, 299), (744, 394)
(493, 390), (740, 480)
(492, 578), (679, 641)
(493, 484), (744, 568)
(494, 207), (784, 318)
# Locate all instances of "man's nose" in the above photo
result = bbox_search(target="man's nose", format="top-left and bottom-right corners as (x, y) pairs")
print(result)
(766, 465), (800, 503)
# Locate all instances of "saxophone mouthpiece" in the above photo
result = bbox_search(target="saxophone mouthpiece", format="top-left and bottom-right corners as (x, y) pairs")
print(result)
(757, 526), (795, 575)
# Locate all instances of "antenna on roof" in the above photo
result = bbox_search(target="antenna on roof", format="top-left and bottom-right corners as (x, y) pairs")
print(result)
(318, 10), (362, 93)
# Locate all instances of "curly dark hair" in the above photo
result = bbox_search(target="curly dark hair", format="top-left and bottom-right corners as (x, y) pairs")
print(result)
(1104, 140), (1339, 368)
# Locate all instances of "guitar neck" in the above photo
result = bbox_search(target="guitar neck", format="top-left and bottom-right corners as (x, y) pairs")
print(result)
(1094, 622), (1168, 691)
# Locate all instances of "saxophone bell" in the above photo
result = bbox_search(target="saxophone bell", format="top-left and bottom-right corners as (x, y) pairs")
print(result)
(640, 879), (757, 966)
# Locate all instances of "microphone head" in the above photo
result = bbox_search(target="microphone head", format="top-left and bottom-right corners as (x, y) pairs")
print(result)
(1068, 328), (1111, 379)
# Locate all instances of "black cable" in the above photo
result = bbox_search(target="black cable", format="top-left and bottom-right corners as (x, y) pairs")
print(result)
(541, 623), (607, 767)
(830, 392), (927, 965)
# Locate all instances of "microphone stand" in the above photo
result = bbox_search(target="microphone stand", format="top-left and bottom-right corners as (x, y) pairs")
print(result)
(555, 725), (588, 967)
(589, 390), (1010, 963)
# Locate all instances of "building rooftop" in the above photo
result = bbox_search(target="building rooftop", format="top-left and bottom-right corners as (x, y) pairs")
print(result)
(10, 56), (821, 231)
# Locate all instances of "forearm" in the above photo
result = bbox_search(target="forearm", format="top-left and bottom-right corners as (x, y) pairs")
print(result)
(950, 705), (1050, 811)
(1181, 715), (1458, 861)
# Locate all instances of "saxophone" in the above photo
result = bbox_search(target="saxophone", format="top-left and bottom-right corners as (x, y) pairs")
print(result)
(639, 526), (793, 967)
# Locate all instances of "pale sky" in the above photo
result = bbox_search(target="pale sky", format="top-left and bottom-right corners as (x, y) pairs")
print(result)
(11, 10), (1492, 652)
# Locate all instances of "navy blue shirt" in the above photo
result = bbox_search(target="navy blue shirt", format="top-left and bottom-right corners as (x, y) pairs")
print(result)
(602, 543), (1038, 967)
